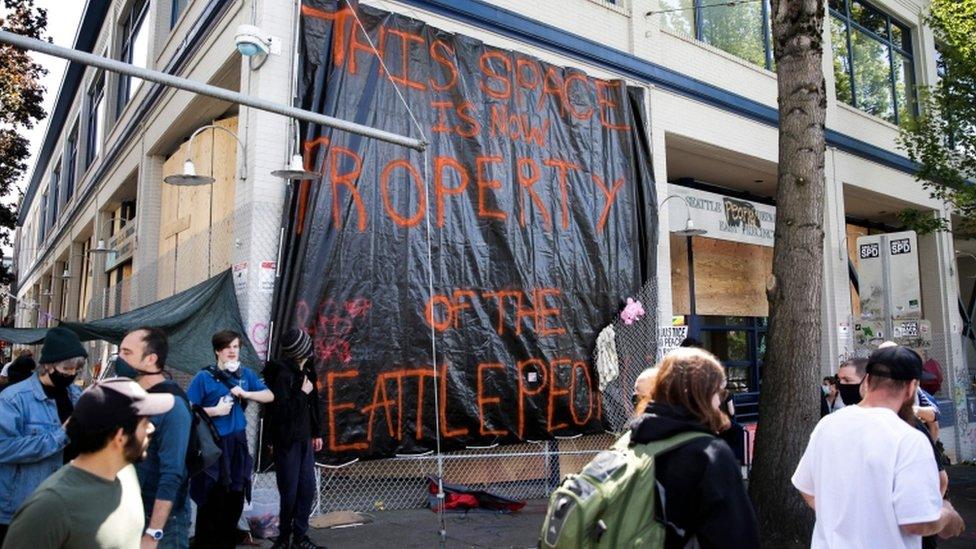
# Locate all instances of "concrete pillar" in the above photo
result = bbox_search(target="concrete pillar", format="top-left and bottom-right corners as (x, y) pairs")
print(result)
(133, 154), (165, 308)
(232, 0), (298, 362)
(919, 224), (974, 461)
(648, 85), (673, 333)
(63, 242), (83, 322)
(49, 265), (64, 323)
(821, 148), (854, 374)
(90, 211), (112, 321)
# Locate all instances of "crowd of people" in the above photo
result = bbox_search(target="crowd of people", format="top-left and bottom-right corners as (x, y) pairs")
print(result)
(0, 322), (969, 548)
(628, 340), (965, 548)
(0, 326), (325, 549)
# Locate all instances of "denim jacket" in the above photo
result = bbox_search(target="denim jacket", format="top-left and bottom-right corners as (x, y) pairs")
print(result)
(0, 373), (81, 523)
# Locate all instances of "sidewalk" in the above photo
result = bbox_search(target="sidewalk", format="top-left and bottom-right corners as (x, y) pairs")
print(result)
(943, 463), (976, 548)
(246, 464), (976, 548)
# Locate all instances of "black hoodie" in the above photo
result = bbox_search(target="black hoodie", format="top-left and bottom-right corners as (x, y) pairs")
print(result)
(263, 357), (322, 444)
(629, 403), (760, 549)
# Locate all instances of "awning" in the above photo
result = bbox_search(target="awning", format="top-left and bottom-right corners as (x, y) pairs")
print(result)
(0, 270), (259, 374)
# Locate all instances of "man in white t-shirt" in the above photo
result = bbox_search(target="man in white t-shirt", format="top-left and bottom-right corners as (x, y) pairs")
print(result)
(792, 346), (964, 548)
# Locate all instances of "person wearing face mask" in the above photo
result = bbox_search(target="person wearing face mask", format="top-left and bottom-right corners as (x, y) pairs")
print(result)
(187, 330), (273, 549)
(3, 377), (174, 549)
(116, 327), (193, 549)
(792, 346), (965, 548)
(0, 327), (86, 546)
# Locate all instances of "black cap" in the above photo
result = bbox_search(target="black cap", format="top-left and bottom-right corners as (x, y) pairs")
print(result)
(280, 328), (313, 360)
(40, 327), (88, 364)
(866, 346), (923, 381)
(70, 377), (174, 431)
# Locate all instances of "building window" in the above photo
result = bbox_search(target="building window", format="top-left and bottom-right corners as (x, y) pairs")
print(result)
(117, 0), (150, 114)
(64, 125), (78, 204)
(657, 0), (774, 70)
(86, 74), (105, 167)
(829, 0), (915, 125)
(38, 193), (48, 243)
(171, 0), (190, 28)
(49, 162), (61, 229)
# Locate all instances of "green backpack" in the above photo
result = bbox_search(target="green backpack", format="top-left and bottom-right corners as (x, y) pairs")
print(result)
(539, 431), (712, 548)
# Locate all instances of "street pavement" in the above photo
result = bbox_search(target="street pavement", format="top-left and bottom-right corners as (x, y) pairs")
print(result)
(244, 464), (976, 548)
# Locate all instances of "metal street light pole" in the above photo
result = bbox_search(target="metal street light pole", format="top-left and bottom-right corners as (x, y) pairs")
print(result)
(0, 29), (427, 151)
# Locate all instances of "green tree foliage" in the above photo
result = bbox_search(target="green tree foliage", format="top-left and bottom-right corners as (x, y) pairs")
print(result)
(0, 0), (47, 284)
(898, 0), (976, 237)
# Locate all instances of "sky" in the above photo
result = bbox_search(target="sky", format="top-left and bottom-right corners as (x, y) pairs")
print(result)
(14, 0), (86, 197)
(0, 1), (83, 257)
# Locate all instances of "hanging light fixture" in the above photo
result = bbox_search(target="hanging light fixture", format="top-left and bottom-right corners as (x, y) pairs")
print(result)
(164, 124), (247, 187)
(661, 195), (709, 237)
(164, 159), (216, 186)
(271, 154), (319, 180)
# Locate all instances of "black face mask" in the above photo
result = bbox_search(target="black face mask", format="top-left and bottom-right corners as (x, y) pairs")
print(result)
(48, 370), (78, 389)
(838, 382), (862, 405)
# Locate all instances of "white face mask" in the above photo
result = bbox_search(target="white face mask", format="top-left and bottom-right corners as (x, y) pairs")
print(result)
(223, 360), (240, 373)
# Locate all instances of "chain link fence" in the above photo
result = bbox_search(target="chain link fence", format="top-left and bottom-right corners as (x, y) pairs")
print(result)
(250, 278), (659, 514)
(74, 203), (661, 517)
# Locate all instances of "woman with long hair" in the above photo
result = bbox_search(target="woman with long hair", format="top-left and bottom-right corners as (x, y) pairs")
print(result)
(629, 347), (759, 548)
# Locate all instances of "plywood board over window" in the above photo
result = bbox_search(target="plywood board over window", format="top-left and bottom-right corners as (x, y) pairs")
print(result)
(693, 237), (772, 317)
(670, 235), (772, 318)
(158, 116), (239, 300)
(671, 234), (691, 315)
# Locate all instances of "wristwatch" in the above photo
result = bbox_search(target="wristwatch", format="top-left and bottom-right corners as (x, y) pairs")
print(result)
(145, 528), (164, 541)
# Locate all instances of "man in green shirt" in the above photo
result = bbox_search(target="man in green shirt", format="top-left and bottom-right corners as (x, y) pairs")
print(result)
(2, 377), (175, 549)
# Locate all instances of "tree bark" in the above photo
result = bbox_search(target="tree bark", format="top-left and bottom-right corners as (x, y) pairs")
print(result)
(748, 1), (826, 546)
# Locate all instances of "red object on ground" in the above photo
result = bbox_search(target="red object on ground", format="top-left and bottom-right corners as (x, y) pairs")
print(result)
(426, 476), (526, 513)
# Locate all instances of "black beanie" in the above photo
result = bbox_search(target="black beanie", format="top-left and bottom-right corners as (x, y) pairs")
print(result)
(280, 329), (313, 360)
(40, 327), (88, 364)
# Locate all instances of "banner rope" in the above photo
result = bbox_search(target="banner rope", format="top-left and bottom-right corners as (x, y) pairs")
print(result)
(345, 2), (446, 542)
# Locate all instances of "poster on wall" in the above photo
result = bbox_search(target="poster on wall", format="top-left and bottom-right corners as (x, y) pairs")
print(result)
(856, 231), (921, 320)
(272, 0), (656, 460)
(657, 325), (688, 360)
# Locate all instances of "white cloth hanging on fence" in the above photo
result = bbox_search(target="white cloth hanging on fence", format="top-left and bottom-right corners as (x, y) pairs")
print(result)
(595, 324), (619, 392)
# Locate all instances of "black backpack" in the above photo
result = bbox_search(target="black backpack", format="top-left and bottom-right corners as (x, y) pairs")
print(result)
(183, 398), (223, 477)
(152, 382), (222, 477)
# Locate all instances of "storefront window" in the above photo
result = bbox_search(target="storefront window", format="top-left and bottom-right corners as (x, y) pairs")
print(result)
(701, 330), (749, 361)
(829, 0), (916, 125)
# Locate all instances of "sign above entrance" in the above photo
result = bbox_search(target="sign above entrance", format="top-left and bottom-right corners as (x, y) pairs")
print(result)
(666, 185), (775, 247)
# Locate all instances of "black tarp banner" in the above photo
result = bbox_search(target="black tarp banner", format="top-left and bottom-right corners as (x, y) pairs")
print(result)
(274, 0), (656, 460)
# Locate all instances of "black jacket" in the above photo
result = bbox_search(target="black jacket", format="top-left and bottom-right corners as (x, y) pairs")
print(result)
(263, 358), (322, 444)
(629, 403), (760, 549)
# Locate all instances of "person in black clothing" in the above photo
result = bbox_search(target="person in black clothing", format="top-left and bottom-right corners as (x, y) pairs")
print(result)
(1, 349), (36, 391)
(264, 329), (324, 549)
(629, 347), (759, 549)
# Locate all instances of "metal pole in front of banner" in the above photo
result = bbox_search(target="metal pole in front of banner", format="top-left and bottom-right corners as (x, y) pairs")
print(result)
(0, 30), (427, 152)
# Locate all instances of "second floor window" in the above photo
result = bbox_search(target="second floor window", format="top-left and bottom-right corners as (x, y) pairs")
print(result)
(49, 162), (61, 227)
(171, 0), (190, 28)
(38, 193), (48, 243)
(64, 125), (78, 203)
(657, 0), (774, 70)
(829, 0), (916, 125)
(86, 75), (105, 167)
(118, 0), (150, 114)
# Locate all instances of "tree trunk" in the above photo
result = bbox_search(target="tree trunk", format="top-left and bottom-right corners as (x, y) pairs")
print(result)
(748, 1), (827, 546)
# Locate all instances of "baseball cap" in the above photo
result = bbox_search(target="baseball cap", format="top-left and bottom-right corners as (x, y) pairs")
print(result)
(70, 377), (175, 431)
(866, 346), (923, 381)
